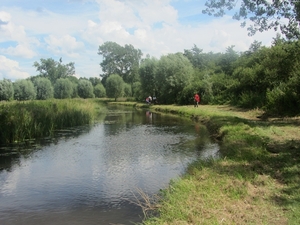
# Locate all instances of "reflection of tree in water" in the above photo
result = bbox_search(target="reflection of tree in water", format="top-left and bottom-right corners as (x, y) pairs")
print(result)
(0, 125), (93, 172)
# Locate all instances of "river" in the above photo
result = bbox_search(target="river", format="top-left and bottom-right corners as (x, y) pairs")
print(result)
(0, 105), (219, 225)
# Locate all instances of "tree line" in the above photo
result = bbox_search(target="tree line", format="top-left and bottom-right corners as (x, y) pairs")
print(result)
(1, 36), (300, 115)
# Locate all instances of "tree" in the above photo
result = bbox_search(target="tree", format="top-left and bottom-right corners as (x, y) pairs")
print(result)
(13, 79), (36, 101)
(183, 44), (206, 70)
(216, 45), (239, 75)
(139, 56), (158, 98)
(98, 42), (143, 84)
(0, 79), (14, 101)
(94, 83), (106, 98)
(33, 58), (75, 84)
(33, 77), (54, 100)
(67, 76), (79, 98)
(77, 79), (95, 99)
(105, 74), (125, 101)
(156, 53), (194, 104)
(203, 0), (300, 39)
(54, 78), (73, 99)
(89, 77), (102, 87)
(123, 83), (132, 97)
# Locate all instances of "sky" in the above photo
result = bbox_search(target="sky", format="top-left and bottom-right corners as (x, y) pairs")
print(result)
(0, 0), (278, 81)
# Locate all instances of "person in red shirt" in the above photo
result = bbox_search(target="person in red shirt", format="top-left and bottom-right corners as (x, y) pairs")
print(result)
(194, 93), (200, 107)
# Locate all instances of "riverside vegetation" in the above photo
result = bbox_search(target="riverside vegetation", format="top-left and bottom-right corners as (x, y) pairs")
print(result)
(0, 99), (105, 144)
(111, 102), (300, 225)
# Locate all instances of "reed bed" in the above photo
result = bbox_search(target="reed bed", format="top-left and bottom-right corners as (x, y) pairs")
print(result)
(0, 99), (101, 144)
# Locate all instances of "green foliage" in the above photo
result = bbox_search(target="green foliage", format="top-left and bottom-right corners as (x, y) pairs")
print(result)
(139, 56), (158, 97)
(33, 58), (75, 84)
(0, 79), (14, 101)
(77, 79), (95, 99)
(228, 40), (300, 114)
(156, 53), (194, 104)
(13, 79), (36, 101)
(123, 83), (132, 97)
(67, 76), (79, 98)
(89, 77), (102, 86)
(0, 99), (98, 144)
(94, 83), (106, 98)
(98, 41), (142, 84)
(105, 74), (125, 101)
(33, 77), (54, 100)
(265, 82), (300, 115)
(132, 81), (143, 101)
(54, 78), (73, 99)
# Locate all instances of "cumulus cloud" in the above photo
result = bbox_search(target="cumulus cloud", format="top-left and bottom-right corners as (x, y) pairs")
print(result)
(1, 44), (36, 58)
(45, 35), (85, 57)
(0, 55), (30, 80)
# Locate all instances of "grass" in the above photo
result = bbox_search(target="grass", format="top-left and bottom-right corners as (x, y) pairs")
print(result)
(0, 98), (104, 144)
(112, 102), (300, 225)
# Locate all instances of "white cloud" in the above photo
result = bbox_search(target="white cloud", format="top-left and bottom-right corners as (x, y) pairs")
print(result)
(0, 55), (30, 80)
(45, 35), (85, 58)
(0, 11), (26, 42)
(1, 44), (36, 58)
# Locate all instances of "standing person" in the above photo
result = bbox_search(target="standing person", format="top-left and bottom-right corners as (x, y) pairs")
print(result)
(194, 93), (200, 107)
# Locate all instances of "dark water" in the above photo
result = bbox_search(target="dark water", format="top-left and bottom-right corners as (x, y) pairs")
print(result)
(0, 105), (219, 225)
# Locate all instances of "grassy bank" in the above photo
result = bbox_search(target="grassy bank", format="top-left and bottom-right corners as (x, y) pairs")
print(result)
(113, 102), (300, 224)
(0, 99), (103, 144)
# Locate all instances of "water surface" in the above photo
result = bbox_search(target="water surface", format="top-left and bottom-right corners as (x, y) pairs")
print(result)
(0, 105), (219, 225)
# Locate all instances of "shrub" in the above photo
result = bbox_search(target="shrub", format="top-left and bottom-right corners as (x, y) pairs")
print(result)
(13, 79), (36, 101)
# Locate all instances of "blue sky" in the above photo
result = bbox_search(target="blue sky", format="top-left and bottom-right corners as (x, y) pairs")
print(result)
(0, 0), (277, 81)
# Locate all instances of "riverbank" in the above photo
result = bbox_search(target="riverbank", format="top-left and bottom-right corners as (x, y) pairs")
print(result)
(112, 102), (300, 224)
(0, 99), (104, 144)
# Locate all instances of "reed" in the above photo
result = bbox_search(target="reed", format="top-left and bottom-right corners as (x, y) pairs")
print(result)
(0, 99), (102, 144)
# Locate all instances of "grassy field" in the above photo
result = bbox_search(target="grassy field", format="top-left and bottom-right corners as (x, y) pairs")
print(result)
(113, 102), (300, 225)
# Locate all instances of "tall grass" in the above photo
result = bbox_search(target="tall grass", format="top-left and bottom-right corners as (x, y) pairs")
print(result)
(0, 99), (102, 144)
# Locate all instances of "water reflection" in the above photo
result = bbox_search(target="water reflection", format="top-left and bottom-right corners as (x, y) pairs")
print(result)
(0, 105), (219, 225)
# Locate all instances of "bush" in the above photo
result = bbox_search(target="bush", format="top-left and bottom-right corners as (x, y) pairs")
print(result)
(13, 79), (36, 101)
(94, 83), (106, 98)
(77, 79), (95, 99)
(123, 83), (132, 97)
(54, 78), (73, 99)
(106, 74), (125, 101)
(33, 77), (54, 100)
(0, 79), (14, 101)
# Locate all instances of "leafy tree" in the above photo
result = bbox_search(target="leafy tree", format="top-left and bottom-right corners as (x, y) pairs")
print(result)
(123, 83), (132, 97)
(33, 58), (75, 84)
(216, 45), (239, 75)
(67, 76), (79, 98)
(33, 77), (54, 100)
(54, 78), (73, 99)
(105, 74), (125, 101)
(98, 42), (143, 84)
(139, 56), (158, 97)
(0, 79), (14, 101)
(156, 53), (194, 104)
(183, 44), (207, 70)
(94, 83), (106, 98)
(132, 81), (143, 101)
(77, 79), (95, 99)
(203, 0), (300, 39)
(89, 77), (102, 87)
(13, 79), (36, 101)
